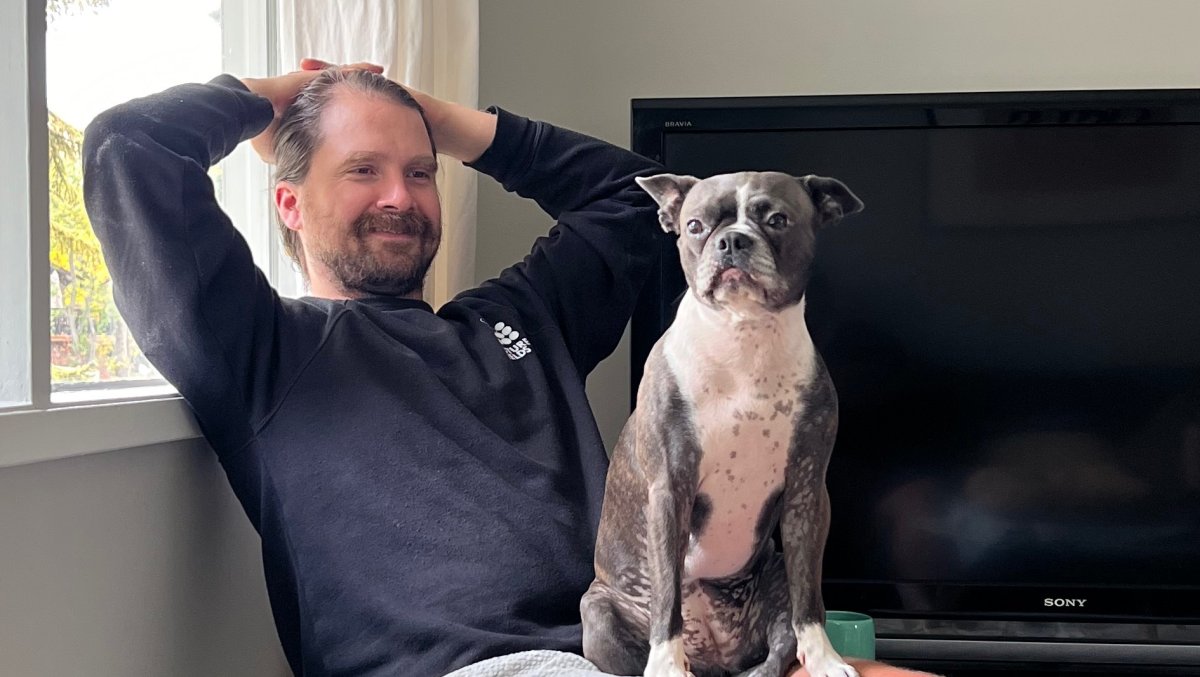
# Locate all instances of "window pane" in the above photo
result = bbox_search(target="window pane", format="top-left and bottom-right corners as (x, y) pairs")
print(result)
(46, 0), (222, 399)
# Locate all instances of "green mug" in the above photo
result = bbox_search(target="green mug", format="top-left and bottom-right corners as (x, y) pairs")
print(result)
(824, 610), (875, 660)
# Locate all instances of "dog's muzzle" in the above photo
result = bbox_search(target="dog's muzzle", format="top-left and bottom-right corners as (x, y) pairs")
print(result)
(709, 228), (769, 287)
(716, 230), (755, 269)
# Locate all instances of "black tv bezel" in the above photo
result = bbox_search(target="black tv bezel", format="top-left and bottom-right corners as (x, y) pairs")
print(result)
(628, 88), (1200, 665)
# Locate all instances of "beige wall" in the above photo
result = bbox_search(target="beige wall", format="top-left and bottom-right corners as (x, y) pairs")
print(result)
(476, 0), (1200, 450)
(0, 439), (287, 676)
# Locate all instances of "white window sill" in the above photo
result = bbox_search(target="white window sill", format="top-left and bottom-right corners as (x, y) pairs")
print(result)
(0, 397), (204, 470)
(50, 381), (178, 405)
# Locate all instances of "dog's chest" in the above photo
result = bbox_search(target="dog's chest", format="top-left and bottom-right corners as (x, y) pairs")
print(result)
(664, 301), (816, 580)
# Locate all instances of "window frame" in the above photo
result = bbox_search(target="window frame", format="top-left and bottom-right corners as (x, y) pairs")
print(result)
(0, 0), (279, 469)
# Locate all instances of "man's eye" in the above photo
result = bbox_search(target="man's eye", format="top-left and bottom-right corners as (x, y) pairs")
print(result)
(767, 212), (788, 228)
(686, 219), (706, 237)
(409, 169), (433, 180)
(350, 166), (375, 176)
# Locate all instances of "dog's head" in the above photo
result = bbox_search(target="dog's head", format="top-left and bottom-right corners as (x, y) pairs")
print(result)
(637, 171), (863, 313)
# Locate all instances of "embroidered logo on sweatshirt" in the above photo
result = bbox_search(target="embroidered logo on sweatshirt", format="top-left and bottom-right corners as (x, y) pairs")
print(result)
(490, 321), (533, 361)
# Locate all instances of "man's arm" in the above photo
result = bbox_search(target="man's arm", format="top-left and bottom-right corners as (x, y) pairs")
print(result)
(439, 102), (664, 376)
(83, 75), (303, 453)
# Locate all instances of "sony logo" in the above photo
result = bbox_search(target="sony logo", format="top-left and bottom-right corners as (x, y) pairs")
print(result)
(664, 120), (693, 128)
(1043, 597), (1087, 608)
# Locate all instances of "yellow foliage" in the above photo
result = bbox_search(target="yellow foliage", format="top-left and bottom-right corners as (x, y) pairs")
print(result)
(49, 112), (107, 288)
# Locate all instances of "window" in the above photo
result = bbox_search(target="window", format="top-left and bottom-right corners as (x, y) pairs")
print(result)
(1, 0), (276, 461)
(44, 0), (281, 403)
(46, 0), (224, 402)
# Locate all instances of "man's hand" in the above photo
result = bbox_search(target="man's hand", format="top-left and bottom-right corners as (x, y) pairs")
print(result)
(789, 658), (940, 677)
(298, 58), (497, 164)
(241, 59), (384, 164)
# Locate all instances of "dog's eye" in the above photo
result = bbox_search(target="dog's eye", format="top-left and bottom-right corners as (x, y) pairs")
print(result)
(685, 219), (707, 237)
(767, 213), (788, 228)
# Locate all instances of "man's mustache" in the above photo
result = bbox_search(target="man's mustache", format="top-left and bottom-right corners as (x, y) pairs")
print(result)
(353, 210), (433, 238)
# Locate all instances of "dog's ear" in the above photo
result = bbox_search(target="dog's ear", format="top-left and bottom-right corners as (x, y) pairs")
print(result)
(636, 173), (699, 234)
(798, 175), (864, 226)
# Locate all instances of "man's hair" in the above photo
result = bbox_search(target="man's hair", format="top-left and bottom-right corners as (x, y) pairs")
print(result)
(272, 68), (436, 273)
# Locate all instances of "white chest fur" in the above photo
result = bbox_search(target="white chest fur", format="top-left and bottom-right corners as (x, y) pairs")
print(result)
(663, 294), (817, 581)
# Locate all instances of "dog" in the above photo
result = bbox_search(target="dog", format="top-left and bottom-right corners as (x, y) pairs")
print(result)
(581, 171), (864, 677)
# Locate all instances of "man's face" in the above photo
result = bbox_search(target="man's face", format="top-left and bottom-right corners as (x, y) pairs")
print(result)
(280, 88), (443, 299)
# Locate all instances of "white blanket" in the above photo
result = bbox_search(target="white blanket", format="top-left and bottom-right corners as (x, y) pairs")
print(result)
(444, 650), (632, 677)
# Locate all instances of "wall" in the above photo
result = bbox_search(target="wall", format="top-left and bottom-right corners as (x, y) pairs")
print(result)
(476, 0), (1200, 450)
(0, 439), (287, 676)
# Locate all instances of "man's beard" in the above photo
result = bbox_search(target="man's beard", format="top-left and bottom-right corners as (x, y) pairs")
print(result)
(311, 210), (440, 298)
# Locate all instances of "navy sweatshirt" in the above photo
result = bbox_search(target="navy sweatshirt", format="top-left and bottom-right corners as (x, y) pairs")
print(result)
(82, 75), (663, 676)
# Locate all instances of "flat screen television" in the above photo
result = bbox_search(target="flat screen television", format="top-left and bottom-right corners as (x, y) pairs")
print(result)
(630, 89), (1200, 673)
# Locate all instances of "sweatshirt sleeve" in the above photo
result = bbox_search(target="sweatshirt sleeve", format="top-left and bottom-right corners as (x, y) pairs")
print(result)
(82, 75), (301, 454)
(468, 107), (667, 377)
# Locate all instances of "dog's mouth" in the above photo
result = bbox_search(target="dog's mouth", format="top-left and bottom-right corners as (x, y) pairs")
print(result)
(700, 258), (787, 309)
(712, 262), (756, 287)
(703, 263), (766, 304)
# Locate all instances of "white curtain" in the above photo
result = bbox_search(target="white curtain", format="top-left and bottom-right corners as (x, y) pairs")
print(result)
(276, 0), (480, 308)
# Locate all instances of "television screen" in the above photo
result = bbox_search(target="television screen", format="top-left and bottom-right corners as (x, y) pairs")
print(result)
(630, 91), (1200, 666)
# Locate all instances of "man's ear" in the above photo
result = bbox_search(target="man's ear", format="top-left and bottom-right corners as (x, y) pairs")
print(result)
(635, 173), (699, 234)
(274, 182), (303, 233)
(798, 175), (864, 226)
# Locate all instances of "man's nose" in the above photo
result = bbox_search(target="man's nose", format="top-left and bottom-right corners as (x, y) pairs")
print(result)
(377, 177), (414, 212)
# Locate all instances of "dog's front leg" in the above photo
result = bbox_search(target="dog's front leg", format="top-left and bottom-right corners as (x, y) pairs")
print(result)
(780, 379), (856, 677)
(781, 484), (854, 677)
(637, 394), (699, 677)
(643, 474), (692, 677)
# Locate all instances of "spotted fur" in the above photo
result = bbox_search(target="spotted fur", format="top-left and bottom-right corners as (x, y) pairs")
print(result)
(582, 171), (863, 677)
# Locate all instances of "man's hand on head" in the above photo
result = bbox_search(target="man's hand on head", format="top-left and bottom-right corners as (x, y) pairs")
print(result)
(297, 58), (438, 120)
(261, 57), (497, 165)
(241, 59), (384, 164)
(298, 57), (496, 164)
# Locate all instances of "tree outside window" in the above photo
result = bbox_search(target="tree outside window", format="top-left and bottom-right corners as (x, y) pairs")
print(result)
(46, 0), (222, 392)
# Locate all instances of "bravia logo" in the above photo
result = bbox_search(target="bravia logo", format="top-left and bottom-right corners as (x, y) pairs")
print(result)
(1043, 598), (1087, 608)
(664, 120), (693, 128)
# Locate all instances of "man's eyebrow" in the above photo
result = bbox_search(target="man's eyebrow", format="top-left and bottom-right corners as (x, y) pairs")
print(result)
(337, 151), (387, 169)
(337, 152), (438, 170)
(409, 155), (439, 169)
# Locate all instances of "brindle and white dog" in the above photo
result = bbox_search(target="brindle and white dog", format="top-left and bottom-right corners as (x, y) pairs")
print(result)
(581, 171), (864, 677)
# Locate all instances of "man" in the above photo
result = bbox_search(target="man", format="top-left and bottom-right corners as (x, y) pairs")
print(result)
(83, 61), (927, 677)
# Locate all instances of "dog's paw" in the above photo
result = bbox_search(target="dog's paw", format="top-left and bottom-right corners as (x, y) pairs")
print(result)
(644, 668), (694, 677)
(799, 655), (859, 677)
(796, 622), (858, 677)
(644, 637), (694, 677)
(643, 658), (693, 677)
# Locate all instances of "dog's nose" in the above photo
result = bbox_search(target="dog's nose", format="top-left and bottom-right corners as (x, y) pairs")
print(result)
(716, 231), (753, 253)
